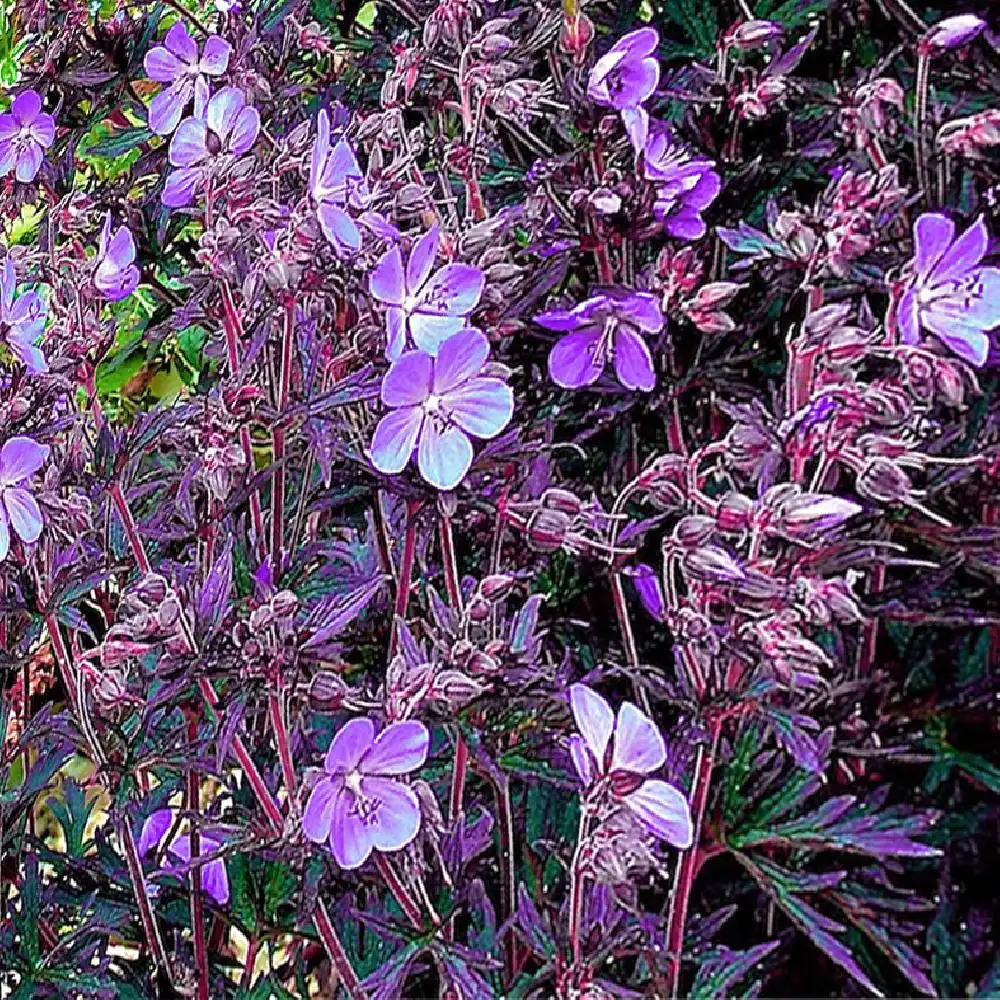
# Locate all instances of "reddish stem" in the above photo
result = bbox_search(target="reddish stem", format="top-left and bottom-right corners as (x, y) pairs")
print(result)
(375, 854), (423, 929)
(388, 501), (421, 658)
(187, 714), (209, 1000)
(268, 691), (297, 805)
(271, 297), (296, 578)
(314, 898), (368, 999)
(108, 482), (151, 574)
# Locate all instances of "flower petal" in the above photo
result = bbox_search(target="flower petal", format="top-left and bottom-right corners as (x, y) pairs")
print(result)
(896, 286), (919, 344)
(382, 351), (433, 406)
(29, 114), (54, 148)
(0, 437), (49, 483)
(613, 326), (656, 391)
(149, 79), (193, 136)
(207, 86), (244, 141)
(548, 328), (604, 389)
(912, 212), (954, 279)
(433, 327), (489, 392)
(371, 246), (406, 305)
(200, 35), (232, 75)
(568, 734), (596, 786)
(385, 306), (407, 360)
(445, 377), (513, 439)
(371, 406), (424, 474)
(302, 777), (339, 843)
(15, 144), (42, 183)
(329, 785), (373, 869)
(325, 717), (375, 774)
(144, 45), (184, 83)
(138, 809), (174, 856)
(317, 204), (361, 255)
(228, 106), (260, 157)
(419, 264), (484, 315)
(0, 510), (8, 562)
(610, 701), (665, 774)
(363, 777), (422, 852)
(201, 858), (230, 905)
(12, 91), (42, 126)
(409, 312), (465, 356)
(164, 21), (198, 62)
(623, 779), (693, 847)
(406, 225), (440, 296)
(162, 166), (202, 208)
(931, 216), (987, 283)
(4, 488), (43, 544)
(417, 419), (473, 491)
(169, 116), (208, 167)
(569, 685), (614, 771)
(363, 720), (429, 775)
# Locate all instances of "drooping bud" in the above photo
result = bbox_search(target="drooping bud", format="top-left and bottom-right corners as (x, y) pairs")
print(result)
(541, 488), (583, 515)
(479, 574), (516, 601)
(310, 672), (348, 711)
(856, 458), (912, 503)
(716, 491), (753, 533)
(918, 14), (986, 56)
(527, 508), (571, 552)
(725, 18), (783, 50)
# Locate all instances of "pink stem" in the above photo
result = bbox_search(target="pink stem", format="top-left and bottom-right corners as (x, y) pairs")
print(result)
(314, 899), (368, 999)
(374, 854), (423, 929)
(108, 482), (151, 574)
(388, 501), (421, 658)
(271, 297), (296, 578)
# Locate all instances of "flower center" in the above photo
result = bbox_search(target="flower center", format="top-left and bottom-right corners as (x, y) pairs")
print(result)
(344, 770), (382, 825)
(345, 769), (363, 797)
(205, 129), (223, 156)
(423, 393), (443, 415)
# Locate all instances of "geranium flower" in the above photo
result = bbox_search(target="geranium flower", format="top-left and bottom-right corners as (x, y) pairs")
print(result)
(303, 717), (429, 870)
(163, 87), (260, 208)
(370, 328), (514, 491)
(94, 213), (140, 301)
(144, 22), (231, 136)
(588, 27), (660, 111)
(310, 108), (368, 255)
(537, 289), (664, 391)
(0, 436), (49, 562)
(1, 257), (47, 374)
(0, 91), (55, 183)
(568, 684), (692, 847)
(896, 212), (1000, 367)
(644, 131), (721, 240)
(370, 225), (484, 359)
(138, 808), (230, 905)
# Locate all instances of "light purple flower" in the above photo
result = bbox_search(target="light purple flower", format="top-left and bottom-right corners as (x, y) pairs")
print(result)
(310, 109), (369, 256)
(139, 808), (230, 905)
(302, 717), (429, 870)
(162, 86), (260, 208)
(0, 91), (55, 183)
(1, 257), (47, 374)
(568, 684), (693, 848)
(144, 22), (231, 136)
(896, 213), (1000, 367)
(537, 289), (664, 391)
(370, 328), (514, 491)
(919, 14), (986, 55)
(644, 130), (721, 241)
(370, 225), (485, 359)
(588, 27), (660, 111)
(94, 213), (140, 301)
(0, 436), (48, 562)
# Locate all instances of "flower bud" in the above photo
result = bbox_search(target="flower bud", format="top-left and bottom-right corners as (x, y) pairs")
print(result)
(479, 574), (516, 601)
(431, 669), (485, 707)
(673, 515), (716, 548)
(467, 649), (500, 674)
(135, 573), (169, 606)
(309, 671), (348, 711)
(919, 14), (986, 55)
(541, 488), (582, 516)
(527, 508), (570, 552)
(271, 590), (299, 618)
(726, 18), (783, 50)
(716, 491), (753, 533)
(681, 546), (746, 583)
(466, 596), (491, 623)
(773, 493), (863, 541)
(857, 458), (912, 503)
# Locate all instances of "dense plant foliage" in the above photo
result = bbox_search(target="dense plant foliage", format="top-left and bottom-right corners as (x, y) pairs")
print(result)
(1, 0), (999, 996)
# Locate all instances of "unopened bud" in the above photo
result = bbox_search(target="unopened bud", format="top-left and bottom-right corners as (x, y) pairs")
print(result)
(857, 458), (912, 503)
(479, 574), (516, 601)
(271, 590), (299, 618)
(726, 18), (783, 50)
(716, 492), (753, 533)
(673, 515), (715, 548)
(919, 14), (985, 56)
(135, 574), (169, 606)
(528, 508), (570, 552)
(466, 596), (491, 623)
(541, 488), (582, 515)
(309, 671), (348, 711)
(681, 546), (746, 583)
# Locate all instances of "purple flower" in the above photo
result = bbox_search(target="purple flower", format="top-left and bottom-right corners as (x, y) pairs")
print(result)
(370, 225), (485, 359)
(163, 87), (260, 208)
(139, 809), (230, 905)
(644, 131), (721, 240)
(310, 109), (368, 255)
(302, 717), (429, 870)
(1, 257), (47, 374)
(896, 213), (1000, 367)
(0, 91), (55, 183)
(144, 22), (231, 136)
(536, 289), (664, 391)
(0, 436), (49, 561)
(568, 684), (692, 848)
(588, 27), (660, 111)
(919, 14), (986, 55)
(94, 213), (140, 301)
(370, 328), (514, 491)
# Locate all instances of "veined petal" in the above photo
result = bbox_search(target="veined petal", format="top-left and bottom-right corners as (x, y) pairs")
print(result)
(362, 777), (422, 852)
(200, 35), (232, 75)
(363, 720), (429, 775)
(207, 86), (244, 141)
(302, 777), (339, 843)
(381, 351), (432, 407)
(931, 216), (988, 283)
(371, 407), (424, 474)
(0, 140), (16, 177)
(144, 45), (184, 83)
(228, 106), (260, 157)
(4, 488), (43, 544)
(896, 286), (920, 344)
(138, 809), (174, 856)
(406, 225), (440, 296)
(317, 204), (361, 255)
(325, 717), (375, 774)
(14, 144), (42, 183)
(0, 116), (16, 141)
(201, 858), (230, 905)
(912, 212), (954, 279)
(162, 166), (202, 208)
(445, 377), (513, 439)
(417, 419), (473, 491)
(621, 105), (649, 153)
(371, 246), (406, 305)
(329, 785), (372, 869)
(568, 734), (596, 786)
(29, 113), (54, 148)
(409, 312), (465, 356)
(569, 685), (614, 771)
(610, 701), (665, 774)
(385, 307), (407, 360)
(0, 509), (9, 561)
(310, 109), (331, 196)
(613, 326), (656, 391)
(922, 304), (990, 366)
(149, 79), (193, 136)
(623, 779), (693, 847)
(8, 289), (44, 328)
(164, 22), (198, 63)
(11, 91), (41, 126)
(106, 225), (137, 268)
(95, 260), (140, 301)
(419, 263), (484, 315)
(548, 328), (604, 389)
(433, 327), (489, 392)
(0, 437), (49, 483)
(169, 116), (208, 167)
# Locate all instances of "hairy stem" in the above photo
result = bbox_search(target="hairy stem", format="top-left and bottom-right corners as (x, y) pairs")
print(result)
(567, 807), (590, 969)
(374, 854), (424, 929)
(187, 715), (209, 1000)
(314, 898), (368, 999)
(388, 500), (421, 658)
(108, 482), (151, 574)
(914, 52), (931, 204)
(271, 297), (296, 577)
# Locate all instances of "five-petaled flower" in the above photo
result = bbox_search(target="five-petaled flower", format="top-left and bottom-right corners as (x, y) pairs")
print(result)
(370, 328), (514, 491)
(0, 436), (49, 562)
(94, 213), (141, 301)
(568, 684), (693, 847)
(303, 716), (429, 870)
(144, 22), (231, 136)
(537, 288), (664, 391)
(896, 212), (1000, 367)
(644, 130), (721, 240)
(163, 87), (260, 208)
(588, 27), (660, 150)
(0, 91), (55, 183)
(310, 108), (368, 255)
(139, 808), (230, 905)
(1, 257), (47, 374)
(370, 224), (485, 360)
